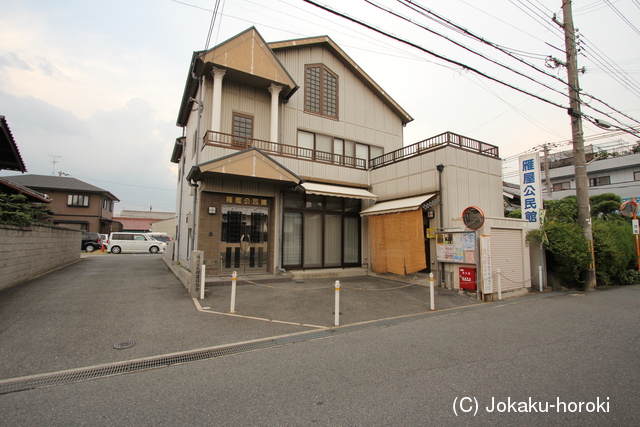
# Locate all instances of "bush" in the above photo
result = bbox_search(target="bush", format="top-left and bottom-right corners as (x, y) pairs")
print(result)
(530, 221), (591, 287)
(0, 193), (53, 226)
(593, 220), (638, 286)
(619, 270), (640, 286)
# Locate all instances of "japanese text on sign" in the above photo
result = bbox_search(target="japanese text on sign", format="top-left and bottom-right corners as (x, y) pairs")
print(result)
(519, 153), (542, 228)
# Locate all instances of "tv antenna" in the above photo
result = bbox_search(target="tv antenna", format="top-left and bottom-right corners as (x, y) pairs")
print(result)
(48, 155), (61, 175)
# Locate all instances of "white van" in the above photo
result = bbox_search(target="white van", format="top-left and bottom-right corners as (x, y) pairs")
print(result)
(107, 232), (166, 254)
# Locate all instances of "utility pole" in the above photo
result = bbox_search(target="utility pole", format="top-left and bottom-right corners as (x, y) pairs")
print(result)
(543, 144), (552, 197)
(561, 0), (597, 290)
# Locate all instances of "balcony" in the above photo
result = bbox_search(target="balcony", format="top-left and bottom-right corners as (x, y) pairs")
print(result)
(370, 131), (500, 169)
(204, 130), (500, 172)
(204, 131), (367, 170)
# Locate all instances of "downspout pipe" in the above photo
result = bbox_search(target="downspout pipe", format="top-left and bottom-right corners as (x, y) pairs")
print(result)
(190, 73), (204, 255)
(437, 164), (445, 286)
(175, 136), (186, 263)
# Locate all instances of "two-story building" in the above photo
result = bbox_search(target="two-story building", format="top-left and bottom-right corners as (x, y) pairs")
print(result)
(3, 174), (119, 234)
(171, 27), (530, 291)
(542, 142), (640, 202)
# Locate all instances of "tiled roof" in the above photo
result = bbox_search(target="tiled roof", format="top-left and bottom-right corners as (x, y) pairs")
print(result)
(4, 174), (120, 201)
(0, 176), (51, 203)
(0, 115), (27, 172)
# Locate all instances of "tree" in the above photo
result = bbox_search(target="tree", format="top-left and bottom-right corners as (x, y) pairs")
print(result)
(0, 193), (54, 226)
(589, 193), (622, 220)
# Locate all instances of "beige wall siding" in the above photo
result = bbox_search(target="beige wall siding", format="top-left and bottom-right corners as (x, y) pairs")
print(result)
(275, 47), (403, 152)
(220, 81), (271, 140)
(371, 146), (503, 219)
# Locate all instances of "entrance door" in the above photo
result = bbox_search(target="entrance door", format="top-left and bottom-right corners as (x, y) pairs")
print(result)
(220, 205), (269, 274)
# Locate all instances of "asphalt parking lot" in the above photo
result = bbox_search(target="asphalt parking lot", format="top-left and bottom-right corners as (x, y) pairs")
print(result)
(0, 253), (481, 380)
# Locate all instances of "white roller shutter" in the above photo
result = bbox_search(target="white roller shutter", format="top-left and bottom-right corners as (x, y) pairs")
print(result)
(491, 228), (525, 291)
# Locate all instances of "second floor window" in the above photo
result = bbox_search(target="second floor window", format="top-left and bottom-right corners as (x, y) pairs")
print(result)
(305, 64), (338, 119)
(233, 113), (253, 145)
(589, 176), (610, 187)
(68, 194), (89, 207)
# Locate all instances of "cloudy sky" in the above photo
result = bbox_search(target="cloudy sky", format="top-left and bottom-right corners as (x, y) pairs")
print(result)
(1, 0), (639, 212)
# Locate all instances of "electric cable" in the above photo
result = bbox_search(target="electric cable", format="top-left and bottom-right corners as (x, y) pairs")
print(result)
(302, 0), (569, 112)
(396, 0), (640, 127)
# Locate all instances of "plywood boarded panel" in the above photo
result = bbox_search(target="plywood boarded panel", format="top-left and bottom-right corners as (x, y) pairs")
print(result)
(384, 213), (405, 275)
(403, 209), (427, 274)
(369, 215), (387, 273)
(370, 210), (427, 275)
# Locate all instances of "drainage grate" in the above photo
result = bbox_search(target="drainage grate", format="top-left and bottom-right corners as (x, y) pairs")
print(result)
(0, 300), (509, 396)
(0, 339), (278, 395)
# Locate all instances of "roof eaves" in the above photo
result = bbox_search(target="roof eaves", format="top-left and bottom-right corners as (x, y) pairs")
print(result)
(0, 115), (27, 172)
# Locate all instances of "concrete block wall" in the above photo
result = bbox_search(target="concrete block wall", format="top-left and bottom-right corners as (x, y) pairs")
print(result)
(0, 224), (81, 291)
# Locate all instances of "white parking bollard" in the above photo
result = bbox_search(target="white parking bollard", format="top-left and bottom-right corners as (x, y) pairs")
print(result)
(429, 272), (435, 311)
(539, 265), (543, 293)
(497, 268), (502, 301)
(334, 280), (340, 326)
(230, 271), (237, 313)
(200, 264), (206, 300)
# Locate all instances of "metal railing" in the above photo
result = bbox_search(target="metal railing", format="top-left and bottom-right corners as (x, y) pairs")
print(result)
(203, 131), (367, 170)
(370, 131), (500, 169)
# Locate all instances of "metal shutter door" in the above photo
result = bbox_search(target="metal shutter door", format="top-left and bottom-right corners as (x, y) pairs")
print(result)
(491, 228), (524, 291)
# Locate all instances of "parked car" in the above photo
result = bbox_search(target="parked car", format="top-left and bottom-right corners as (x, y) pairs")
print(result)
(81, 231), (102, 252)
(107, 232), (166, 254)
(145, 232), (172, 243)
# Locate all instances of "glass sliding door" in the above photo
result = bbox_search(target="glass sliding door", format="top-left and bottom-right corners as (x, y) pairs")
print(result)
(303, 212), (322, 268)
(324, 214), (342, 267)
(282, 193), (361, 270)
(283, 212), (302, 267)
(343, 216), (360, 265)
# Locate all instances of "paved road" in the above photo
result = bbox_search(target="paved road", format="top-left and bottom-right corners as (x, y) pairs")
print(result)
(1, 255), (638, 425)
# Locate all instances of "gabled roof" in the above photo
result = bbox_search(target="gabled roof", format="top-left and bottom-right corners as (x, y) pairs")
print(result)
(0, 176), (51, 203)
(4, 174), (120, 201)
(0, 115), (27, 172)
(187, 147), (301, 185)
(177, 27), (298, 127)
(269, 36), (413, 125)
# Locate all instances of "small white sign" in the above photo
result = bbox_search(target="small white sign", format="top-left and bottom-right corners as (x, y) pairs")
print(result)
(633, 219), (639, 235)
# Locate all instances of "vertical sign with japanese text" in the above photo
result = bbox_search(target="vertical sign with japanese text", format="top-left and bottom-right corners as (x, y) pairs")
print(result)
(519, 152), (542, 228)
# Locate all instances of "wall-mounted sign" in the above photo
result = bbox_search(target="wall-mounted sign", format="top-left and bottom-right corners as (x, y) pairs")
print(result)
(436, 231), (476, 264)
(225, 195), (269, 207)
(519, 152), (542, 228)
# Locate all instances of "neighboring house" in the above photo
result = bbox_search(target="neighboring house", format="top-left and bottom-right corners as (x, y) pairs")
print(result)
(150, 216), (176, 239)
(542, 142), (640, 202)
(0, 176), (51, 204)
(171, 27), (530, 291)
(0, 115), (27, 172)
(3, 174), (119, 233)
(112, 210), (175, 233)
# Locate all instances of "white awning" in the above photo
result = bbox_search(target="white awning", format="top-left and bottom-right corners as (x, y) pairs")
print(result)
(301, 182), (377, 200)
(360, 193), (438, 216)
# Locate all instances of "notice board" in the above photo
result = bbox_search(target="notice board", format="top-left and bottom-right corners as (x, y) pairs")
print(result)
(436, 231), (477, 264)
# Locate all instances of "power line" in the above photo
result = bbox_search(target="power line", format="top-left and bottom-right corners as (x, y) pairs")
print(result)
(604, 0), (640, 37)
(387, 0), (640, 129)
(302, 0), (569, 111)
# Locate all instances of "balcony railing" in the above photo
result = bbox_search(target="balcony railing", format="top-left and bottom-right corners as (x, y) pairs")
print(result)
(369, 131), (500, 169)
(203, 131), (367, 170)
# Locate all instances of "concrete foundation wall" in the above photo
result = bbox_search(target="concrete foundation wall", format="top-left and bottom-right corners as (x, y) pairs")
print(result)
(0, 224), (81, 291)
